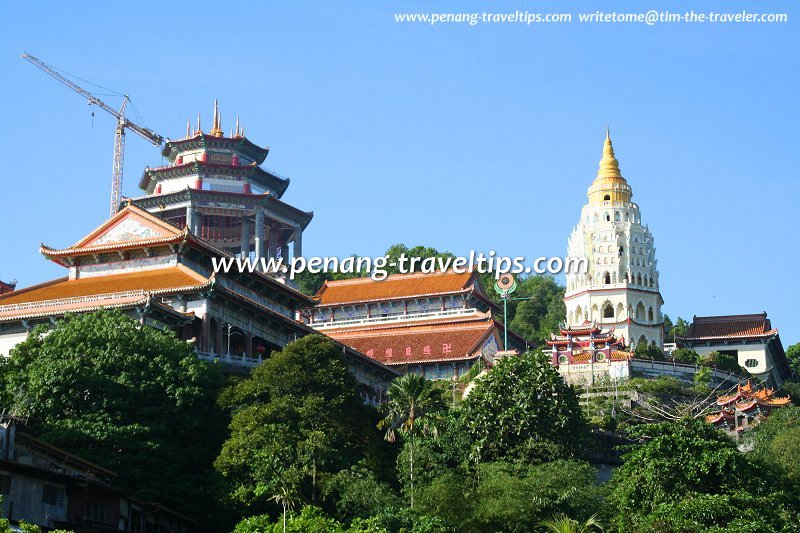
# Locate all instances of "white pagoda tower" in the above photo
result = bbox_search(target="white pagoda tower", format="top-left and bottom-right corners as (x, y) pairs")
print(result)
(563, 130), (664, 350)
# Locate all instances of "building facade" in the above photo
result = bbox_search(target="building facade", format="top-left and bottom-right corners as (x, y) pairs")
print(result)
(564, 131), (664, 349)
(303, 271), (527, 379)
(679, 313), (790, 386)
(0, 108), (397, 403)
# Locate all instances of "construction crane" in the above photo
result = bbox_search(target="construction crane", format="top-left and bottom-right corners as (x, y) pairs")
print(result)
(21, 53), (164, 217)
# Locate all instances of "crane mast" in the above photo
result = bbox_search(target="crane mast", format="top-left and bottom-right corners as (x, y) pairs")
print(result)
(21, 53), (164, 217)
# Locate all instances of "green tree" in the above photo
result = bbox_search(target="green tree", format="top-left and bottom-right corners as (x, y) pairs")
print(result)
(671, 347), (699, 364)
(233, 506), (345, 533)
(323, 463), (401, 522)
(416, 460), (602, 533)
(457, 351), (586, 464)
(0, 311), (225, 523)
(699, 351), (741, 374)
(378, 373), (446, 508)
(215, 335), (380, 512)
(607, 419), (784, 530)
(753, 405), (800, 484)
(539, 514), (603, 533)
(786, 342), (800, 377)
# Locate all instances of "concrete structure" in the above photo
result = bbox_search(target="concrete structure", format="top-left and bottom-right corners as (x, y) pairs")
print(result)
(304, 271), (527, 379)
(678, 313), (790, 386)
(563, 130), (664, 349)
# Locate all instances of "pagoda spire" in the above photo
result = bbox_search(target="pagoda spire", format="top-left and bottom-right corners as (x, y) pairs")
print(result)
(186, 117), (191, 138)
(597, 127), (622, 179)
(195, 113), (202, 135)
(235, 115), (241, 137)
(210, 99), (223, 137)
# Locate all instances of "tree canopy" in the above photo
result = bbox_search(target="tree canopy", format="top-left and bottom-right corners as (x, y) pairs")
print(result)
(0, 310), (226, 522)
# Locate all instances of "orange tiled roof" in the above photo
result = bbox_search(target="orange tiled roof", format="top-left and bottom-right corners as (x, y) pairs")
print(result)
(680, 313), (777, 341)
(0, 266), (209, 306)
(328, 316), (496, 365)
(315, 271), (477, 306)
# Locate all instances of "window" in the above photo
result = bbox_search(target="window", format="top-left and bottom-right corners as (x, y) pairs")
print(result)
(558, 355), (568, 364)
(603, 305), (614, 319)
(595, 353), (606, 362)
(603, 194), (610, 201)
(745, 359), (759, 368)
(42, 484), (65, 509)
(604, 272), (611, 284)
(87, 501), (107, 523)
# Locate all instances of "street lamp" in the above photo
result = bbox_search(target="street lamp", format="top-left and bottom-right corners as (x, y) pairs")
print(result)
(493, 274), (534, 351)
(223, 323), (243, 356)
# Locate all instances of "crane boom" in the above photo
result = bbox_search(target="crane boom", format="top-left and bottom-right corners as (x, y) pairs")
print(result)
(21, 53), (164, 217)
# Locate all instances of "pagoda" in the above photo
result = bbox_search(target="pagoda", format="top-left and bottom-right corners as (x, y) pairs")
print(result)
(547, 322), (631, 384)
(705, 381), (791, 432)
(130, 101), (312, 260)
(563, 130), (664, 350)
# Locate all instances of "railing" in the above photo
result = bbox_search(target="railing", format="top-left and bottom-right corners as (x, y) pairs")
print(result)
(0, 290), (148, 313)
(310, 308), (477, 329)
(630, 358), (741, 383)
(196, 350), (263, 368)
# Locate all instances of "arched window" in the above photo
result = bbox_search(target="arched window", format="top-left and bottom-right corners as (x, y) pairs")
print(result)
(605, 212), (611, 222)
(619, 246), (624, 256)
(575, 305), (583, 322)
(648, 306), (654, 322)
(593, 213), (599, 223)
(635, 302), (646, 321)
(604, 272), (611, 284)
(623, 272), (629, 282)
(614, 212), (621, 221)
(603, 304), (614, 319)
(624, 212), (629, 221)
(649, 278), (654, 288)
(603, 194), (610, 201)
(616, 303), (625, 319)
(636, 273), (642, 285)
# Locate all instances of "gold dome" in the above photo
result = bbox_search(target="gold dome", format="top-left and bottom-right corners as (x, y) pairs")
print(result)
(588, 129), (632, 205)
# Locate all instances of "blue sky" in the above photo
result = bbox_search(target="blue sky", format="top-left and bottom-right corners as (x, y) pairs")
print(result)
(1, 1), (798, 345)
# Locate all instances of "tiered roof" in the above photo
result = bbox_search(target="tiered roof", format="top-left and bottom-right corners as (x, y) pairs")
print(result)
(315, 270), (496, 309)
(327, 313), (501, 366)
(679, 313), (778, 342)
(705, 381), (791, 427)
(139, 160), (289, 197)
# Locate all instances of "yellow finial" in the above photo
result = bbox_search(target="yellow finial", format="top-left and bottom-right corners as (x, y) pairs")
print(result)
(210, 99), (223, 137)
(597, 127), (622, 179)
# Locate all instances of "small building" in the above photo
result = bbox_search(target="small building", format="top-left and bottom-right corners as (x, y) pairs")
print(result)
(705, 381), (791, 432)
(547, 322), (631, 385)
(304, 271), (527, 379)
(678, 313), (790, 386)
(0, 417), (193, 532)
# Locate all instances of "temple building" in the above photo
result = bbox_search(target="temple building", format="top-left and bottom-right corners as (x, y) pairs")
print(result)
(0, 280), (14, 295)
(563, 130), (664, 349)
(130, 101), (311, 261)
(0, 108), (396, 403)
(303, 271), (527, 379)
(678, 313), (790, 386)
(705, 381), (791, 432)
(547, 322), (631, 385)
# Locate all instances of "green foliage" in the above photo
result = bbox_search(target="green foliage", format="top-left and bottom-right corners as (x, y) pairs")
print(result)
(634, 340), (664, 360)
(699, 351), (741, 374)
(215, 335), (381, 511)
(671, 347), (699, 364)
(753, 405), (800, 484)
(457, 351), (586, 464)
(607, 419), (780, 530)
(786, 342), (800, 377)
(693, 366), (712, 387)
(0, 311), (226, 521)
(538, 513), (603, 533)
(348, 507), (454, 533)
(627, 376), (686, 396)
(378, 373), (447, 508)
(415, 460), (602, 533)
(232, 506), (345, 533)
(323, 463), (401, 522)
(663, 315), (689, 342)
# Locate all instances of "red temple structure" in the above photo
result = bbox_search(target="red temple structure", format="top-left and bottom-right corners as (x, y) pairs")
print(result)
(547, 322), (631, 384)
(0, 280), (15, 295)
(705, 381), (791, 432)
(303, 271), (527, 379)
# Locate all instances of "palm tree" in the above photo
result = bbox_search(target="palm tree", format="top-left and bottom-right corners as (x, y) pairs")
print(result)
(539, 513), (603, 533)
(269, 476), (301, 533)
(377, 372), (444, 508)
